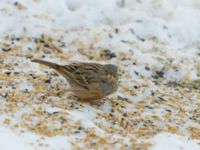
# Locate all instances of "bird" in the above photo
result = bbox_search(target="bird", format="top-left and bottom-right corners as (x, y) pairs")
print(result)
(31, 59), (118, 101)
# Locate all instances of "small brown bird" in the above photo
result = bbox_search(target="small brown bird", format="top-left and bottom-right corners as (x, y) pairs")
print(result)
(32, 59), (118, 101)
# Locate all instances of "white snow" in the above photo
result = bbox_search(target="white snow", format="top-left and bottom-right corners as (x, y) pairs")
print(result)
(0, 0), (200, 149)
(150, 133), (200, 150)
(0, 127), (35, 150)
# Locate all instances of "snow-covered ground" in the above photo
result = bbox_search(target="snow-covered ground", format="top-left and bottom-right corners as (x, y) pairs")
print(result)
(0, 0), (200, 149)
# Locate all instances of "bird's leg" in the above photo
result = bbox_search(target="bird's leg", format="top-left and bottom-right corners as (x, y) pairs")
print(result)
(89, 98), (106, 106)
(55, 87), (72, 96)
(67, 92), (79, 100)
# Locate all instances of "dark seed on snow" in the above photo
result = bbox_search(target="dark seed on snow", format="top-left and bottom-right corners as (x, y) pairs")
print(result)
(2, 48), (11, 52)
(136, 35), (145, 42)
(145, 106), (154, 109)
(134, 71), (139, 76)
(44, 44), (50, 47)
(152, 71), (164, 79)
(145, 66), (150, 71)
(14, 1), (18, 6)
(78, 127), (83, 130)
(156, 71), (164, 78)
(74, 131), (80, 134)
(101, 49), (116, 59)
(115, 28), (119, 34)
(16, 38), (20, 41)
(5, 71), (11, 75)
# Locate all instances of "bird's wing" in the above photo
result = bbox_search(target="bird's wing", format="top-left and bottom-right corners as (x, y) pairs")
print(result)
(62, 63), (102, 90)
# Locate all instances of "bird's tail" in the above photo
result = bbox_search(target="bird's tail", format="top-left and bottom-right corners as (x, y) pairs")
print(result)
(31, 59), (62, 71)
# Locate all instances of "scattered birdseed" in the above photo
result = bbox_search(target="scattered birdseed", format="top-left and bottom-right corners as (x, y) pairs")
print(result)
(0, 8), (199, 149)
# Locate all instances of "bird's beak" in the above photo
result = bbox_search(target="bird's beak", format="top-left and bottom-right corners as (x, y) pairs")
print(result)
(108, 74), (114, 82)
(102, 75), (114, 82)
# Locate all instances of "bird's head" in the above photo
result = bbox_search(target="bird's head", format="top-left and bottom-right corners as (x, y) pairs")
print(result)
(102, 64), (118, 82)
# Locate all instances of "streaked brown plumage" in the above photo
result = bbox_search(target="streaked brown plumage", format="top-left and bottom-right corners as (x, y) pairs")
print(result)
(32, 59), (118, 101)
